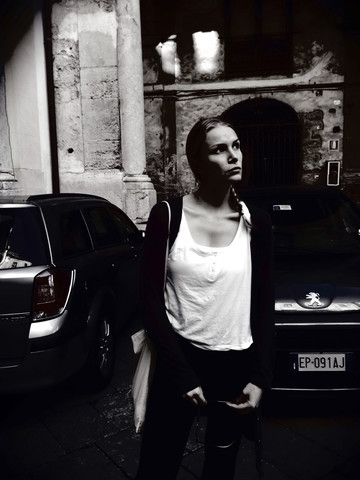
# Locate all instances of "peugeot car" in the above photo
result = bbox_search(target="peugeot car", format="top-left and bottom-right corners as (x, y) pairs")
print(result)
(241, 186), (360, 392)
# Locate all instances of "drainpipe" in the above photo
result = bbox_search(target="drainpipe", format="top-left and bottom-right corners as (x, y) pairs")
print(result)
(42, 0), (60, 194)
(116, 0), (156, 226)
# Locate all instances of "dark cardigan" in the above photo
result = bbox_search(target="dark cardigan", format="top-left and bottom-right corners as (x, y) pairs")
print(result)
(140, 197), (275, 397)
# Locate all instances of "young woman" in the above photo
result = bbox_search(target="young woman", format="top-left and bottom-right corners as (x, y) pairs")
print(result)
(136, 117), (274, 480)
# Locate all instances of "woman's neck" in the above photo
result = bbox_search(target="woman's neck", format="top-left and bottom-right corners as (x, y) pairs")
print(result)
(194, 184), (232, 211)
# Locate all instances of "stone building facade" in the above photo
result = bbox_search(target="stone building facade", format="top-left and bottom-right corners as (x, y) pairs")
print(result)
(0, 0), (156, 226)
(0, 0), (359, 226)
(140, 0), (360, 204)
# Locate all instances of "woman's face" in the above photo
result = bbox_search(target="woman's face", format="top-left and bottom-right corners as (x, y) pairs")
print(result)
(198, 125), (243, 185)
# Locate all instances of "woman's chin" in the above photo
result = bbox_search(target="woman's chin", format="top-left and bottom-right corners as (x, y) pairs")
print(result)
(229, 175), (242, 184)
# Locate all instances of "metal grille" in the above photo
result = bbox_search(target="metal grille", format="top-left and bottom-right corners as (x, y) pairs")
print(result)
(239, 123), (300, 186)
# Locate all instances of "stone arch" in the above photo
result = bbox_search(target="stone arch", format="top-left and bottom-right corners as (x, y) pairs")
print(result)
(222, 98), (301, 186)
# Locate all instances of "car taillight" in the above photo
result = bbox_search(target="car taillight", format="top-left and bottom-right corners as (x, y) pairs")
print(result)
(33, 268), (73, 321)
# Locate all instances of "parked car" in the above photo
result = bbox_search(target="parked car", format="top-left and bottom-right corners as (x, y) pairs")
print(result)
(240, 186), (360, 392)
(0, 193), (143, 394)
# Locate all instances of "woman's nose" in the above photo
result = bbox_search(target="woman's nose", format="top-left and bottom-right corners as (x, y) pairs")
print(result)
(228, 148), (241, 163)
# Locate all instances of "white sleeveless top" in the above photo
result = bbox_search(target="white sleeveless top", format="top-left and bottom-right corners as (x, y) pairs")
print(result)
(164, 208), (253, 351)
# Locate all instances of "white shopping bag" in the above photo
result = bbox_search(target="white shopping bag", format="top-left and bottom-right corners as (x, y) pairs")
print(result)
(131, 329), (156, 433)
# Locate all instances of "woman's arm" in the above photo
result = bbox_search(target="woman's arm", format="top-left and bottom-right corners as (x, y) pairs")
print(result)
(140, 201), (200, 396)
(248, 206), (275, 391)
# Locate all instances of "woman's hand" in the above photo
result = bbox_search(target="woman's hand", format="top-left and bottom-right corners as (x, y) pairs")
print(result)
(225, 382), (263, 414)
(183, 386), (207, 406)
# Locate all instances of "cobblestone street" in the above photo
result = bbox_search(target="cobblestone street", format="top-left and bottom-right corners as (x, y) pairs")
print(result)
(0, 320), (359, 480)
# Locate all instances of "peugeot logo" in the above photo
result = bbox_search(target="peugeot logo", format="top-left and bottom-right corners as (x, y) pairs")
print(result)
(305, 292), (323, 308)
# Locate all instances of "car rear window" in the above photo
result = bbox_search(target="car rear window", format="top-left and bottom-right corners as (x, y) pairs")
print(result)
(0, 207), (49, 269)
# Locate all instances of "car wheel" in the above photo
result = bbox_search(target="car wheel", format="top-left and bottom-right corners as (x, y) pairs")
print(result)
(72, 312), (116, 392)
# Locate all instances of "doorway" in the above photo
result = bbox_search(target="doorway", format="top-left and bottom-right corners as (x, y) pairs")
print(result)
(222, 98), (301, 186)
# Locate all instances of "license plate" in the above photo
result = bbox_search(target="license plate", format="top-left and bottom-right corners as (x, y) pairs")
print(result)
(292, 353), (347, 372)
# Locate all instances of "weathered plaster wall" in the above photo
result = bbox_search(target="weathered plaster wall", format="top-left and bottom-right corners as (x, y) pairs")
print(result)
(142, 0), (346, 200)
(145, 83), (344, 198)
(0, 3), (52, 197)
(0, 70), (13, 178)
(52, 0), (125, 208)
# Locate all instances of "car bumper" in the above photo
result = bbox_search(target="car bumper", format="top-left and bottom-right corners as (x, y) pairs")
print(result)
(0, 331), (87, 394)
(272, 318), (360, 392)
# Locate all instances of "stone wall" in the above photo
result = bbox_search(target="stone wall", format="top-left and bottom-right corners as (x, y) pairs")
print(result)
(52, 0), (125, 208)
(0, 0), (52, 197)
(141, 0), (356, 203)
(144, 79), (344, 200)
(2, 0), (357, 213)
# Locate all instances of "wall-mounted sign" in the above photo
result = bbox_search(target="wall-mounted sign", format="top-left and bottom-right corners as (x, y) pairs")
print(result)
(327, 160), (340, 186)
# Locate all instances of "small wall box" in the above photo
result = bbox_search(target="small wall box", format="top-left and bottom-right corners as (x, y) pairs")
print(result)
(329, 139), (339, 151)
(327, 160), (340, 186)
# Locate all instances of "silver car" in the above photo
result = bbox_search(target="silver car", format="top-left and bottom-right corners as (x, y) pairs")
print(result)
(0, 194), (143, 393)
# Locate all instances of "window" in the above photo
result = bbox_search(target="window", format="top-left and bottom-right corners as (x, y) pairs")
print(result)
(224, 0), (293, 78)
(85, 205), (133, 249)
(265, 195), (360, 254)
(0, 208), (49, 269)
(59, 210), (92, 257)
(107, 205), (138, 240)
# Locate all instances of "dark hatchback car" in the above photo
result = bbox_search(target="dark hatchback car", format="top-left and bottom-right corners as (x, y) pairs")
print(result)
(0, 194), (143, 394)
(241, 186), (360, 392)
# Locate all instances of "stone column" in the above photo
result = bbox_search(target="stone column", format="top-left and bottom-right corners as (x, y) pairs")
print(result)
(117, 0), (156, 226)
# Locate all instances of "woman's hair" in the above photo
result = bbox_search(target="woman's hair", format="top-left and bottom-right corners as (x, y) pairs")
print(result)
(230, 185), (253, 229)
(185, 117), (253, 228)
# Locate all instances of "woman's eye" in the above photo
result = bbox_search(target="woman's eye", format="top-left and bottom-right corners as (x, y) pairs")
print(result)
(233, 142), (240, 150)
(212, 145), (226, 154)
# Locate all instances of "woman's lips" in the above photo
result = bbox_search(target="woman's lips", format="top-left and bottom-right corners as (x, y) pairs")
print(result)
(226, 167), (241, 175)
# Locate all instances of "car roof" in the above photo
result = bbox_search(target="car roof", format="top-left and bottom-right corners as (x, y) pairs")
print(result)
(0, 193), (109, 207)
(28, 193), (110, 207)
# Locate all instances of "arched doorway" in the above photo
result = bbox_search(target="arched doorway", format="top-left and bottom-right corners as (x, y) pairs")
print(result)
(222, 98), (301, 186)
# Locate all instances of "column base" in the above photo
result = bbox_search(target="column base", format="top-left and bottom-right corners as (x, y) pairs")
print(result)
(123, 174), (157, 228)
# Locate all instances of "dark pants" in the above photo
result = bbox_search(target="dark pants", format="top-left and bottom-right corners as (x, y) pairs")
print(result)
(135, 339), (256, 480)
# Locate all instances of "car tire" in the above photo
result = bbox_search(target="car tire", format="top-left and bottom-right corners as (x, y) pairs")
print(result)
(72, 311), (116, 392)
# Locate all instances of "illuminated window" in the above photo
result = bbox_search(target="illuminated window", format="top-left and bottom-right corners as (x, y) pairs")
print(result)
(156, 35), (181, 78)
(193, 31), (220, 76)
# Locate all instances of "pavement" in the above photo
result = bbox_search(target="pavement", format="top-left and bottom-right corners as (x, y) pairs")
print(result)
(0, 320), (359, 480)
